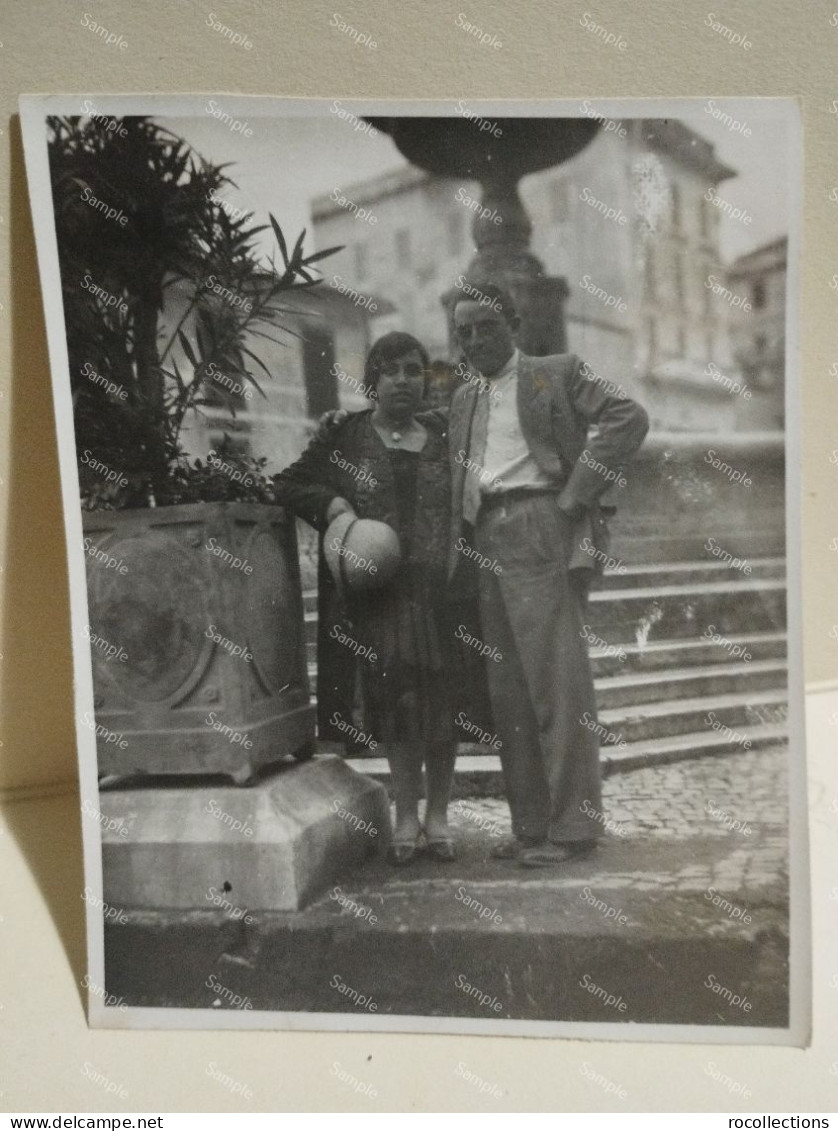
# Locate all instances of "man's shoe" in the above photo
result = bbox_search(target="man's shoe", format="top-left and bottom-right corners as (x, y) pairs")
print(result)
(490, 835), (542, 861)
(519, 843), (576, 868)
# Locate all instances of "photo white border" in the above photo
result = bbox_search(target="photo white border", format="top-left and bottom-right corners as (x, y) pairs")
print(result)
(18, 92), (808, 1047)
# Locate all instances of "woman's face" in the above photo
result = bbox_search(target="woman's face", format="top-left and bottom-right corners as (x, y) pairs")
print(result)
(374, 349), (426, 421)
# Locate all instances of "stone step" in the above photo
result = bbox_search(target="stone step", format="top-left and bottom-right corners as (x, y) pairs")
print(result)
(593, 658), (787, 709)
(353, 723), (788, 794)
(598, 686), (787, 745)
(598, 557), (785, 590)
(305, 629), (788, 677)
(588, 631), (787, 677)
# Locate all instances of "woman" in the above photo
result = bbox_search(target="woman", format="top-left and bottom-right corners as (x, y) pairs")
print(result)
(272, 332), (456, 864)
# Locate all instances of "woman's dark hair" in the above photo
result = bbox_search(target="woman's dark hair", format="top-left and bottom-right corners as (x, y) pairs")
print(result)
(363, 331), (430, 392)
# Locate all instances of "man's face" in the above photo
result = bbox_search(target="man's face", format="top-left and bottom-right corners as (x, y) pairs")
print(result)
(453, 299), (517, 377)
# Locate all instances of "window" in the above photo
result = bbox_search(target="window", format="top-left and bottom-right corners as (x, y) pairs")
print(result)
(354, 243), (368, 281)
(395, 229), (411, 268)
(446, 211), (463, 257)
(752, 280), (766, 309)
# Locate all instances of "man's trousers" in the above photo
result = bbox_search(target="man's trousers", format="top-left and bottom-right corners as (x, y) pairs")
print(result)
(472, 492), (605, 844)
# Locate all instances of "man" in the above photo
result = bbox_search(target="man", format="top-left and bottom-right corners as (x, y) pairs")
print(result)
(449, 284), (648, 867)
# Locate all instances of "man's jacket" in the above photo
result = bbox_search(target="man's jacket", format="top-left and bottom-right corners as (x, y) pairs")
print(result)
(447, 351), (650, 579)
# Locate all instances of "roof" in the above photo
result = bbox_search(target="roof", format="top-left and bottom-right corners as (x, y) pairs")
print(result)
(728, 236), (788, 277)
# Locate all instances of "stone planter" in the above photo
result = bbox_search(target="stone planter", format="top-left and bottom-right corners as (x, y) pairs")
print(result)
(83, 502), (314, 783)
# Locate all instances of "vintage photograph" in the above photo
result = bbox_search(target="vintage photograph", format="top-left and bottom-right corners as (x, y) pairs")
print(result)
(20, 94), (805, 1041)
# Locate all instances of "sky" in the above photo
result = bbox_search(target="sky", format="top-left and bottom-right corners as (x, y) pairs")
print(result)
(160, 101), (791, 271)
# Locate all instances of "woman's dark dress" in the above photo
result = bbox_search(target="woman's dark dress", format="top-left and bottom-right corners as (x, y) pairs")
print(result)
(272, 409), (452, 746)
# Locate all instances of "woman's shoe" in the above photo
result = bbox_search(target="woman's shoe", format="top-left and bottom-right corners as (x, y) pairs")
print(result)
(387, 838), (422, 865)
(425, 838), (457, 862)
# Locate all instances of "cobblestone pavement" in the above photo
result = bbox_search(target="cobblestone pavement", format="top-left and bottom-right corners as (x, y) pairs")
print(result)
(408, 745), (789, 902)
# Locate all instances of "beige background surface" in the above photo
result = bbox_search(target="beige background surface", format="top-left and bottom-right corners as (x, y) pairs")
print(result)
(0, 0), (835, 1113)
